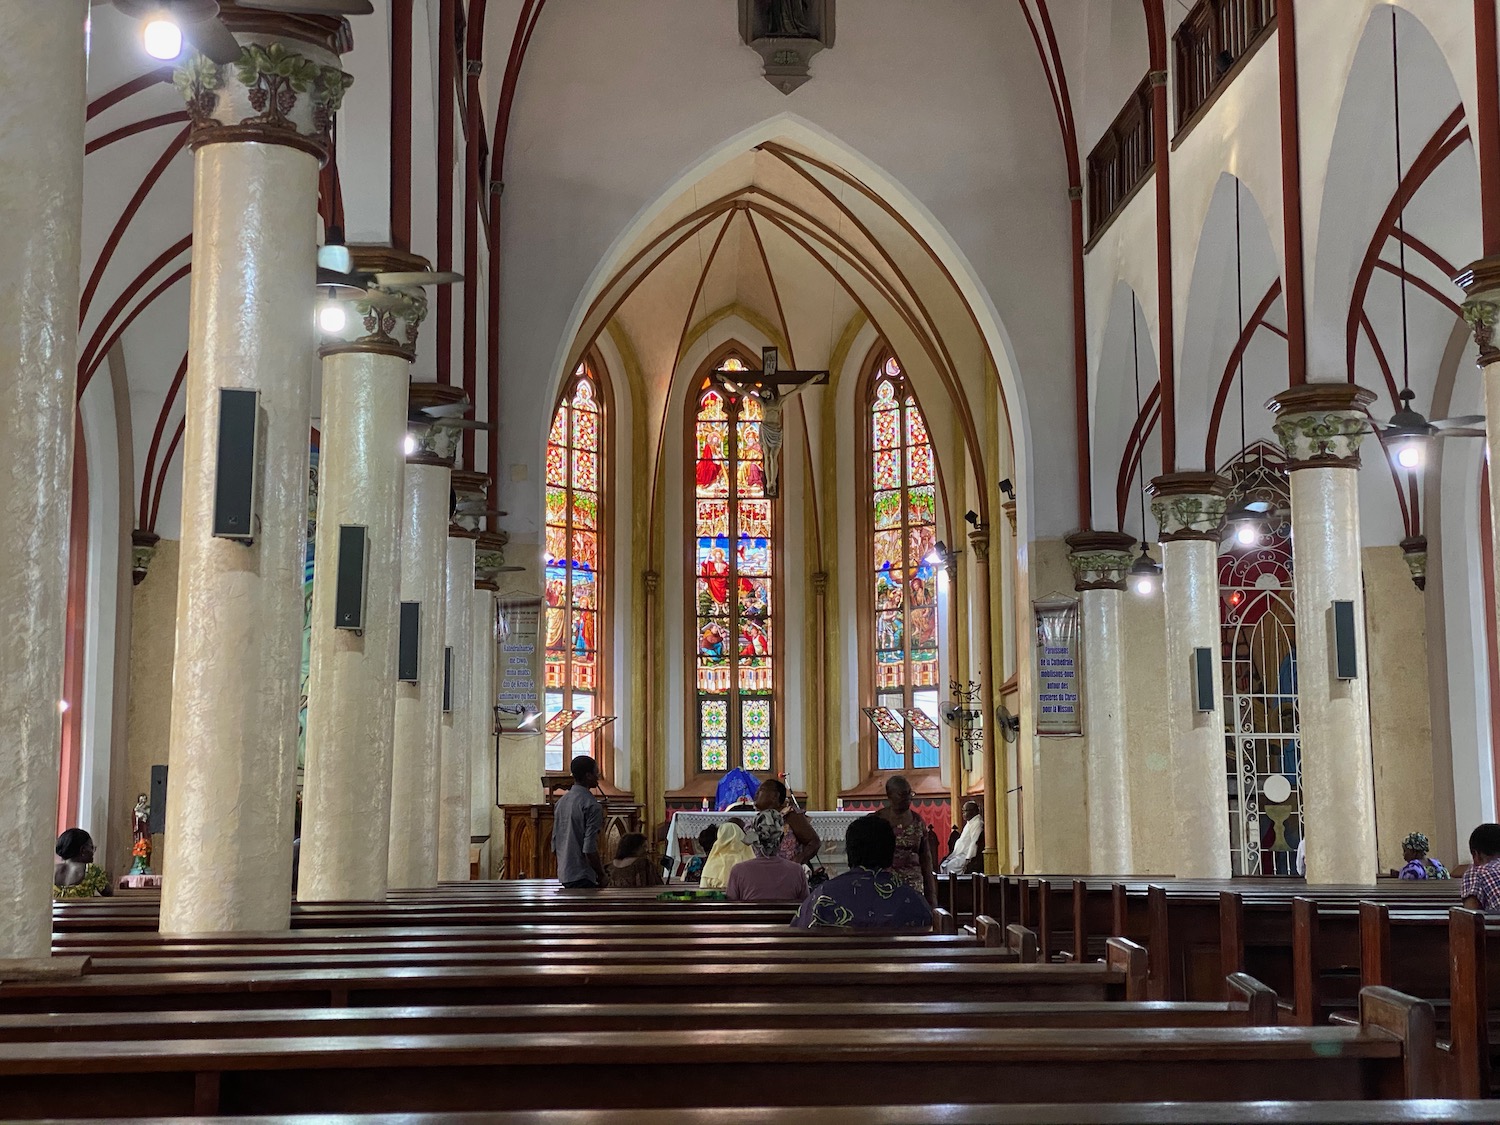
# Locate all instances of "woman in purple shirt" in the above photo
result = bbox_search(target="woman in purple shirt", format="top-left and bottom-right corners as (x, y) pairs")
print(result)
(726, 811), (809, 902)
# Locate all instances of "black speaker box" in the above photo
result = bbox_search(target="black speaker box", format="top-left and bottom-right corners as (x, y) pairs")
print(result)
(212, 388), (262, 541)
(148, 765), (168, 835)
(442, 646), (454, 713)
(398, 601), (421, 682)
(334, 525), (369, 631)
(1332, 600), (1358, 680)
(1192, 646), (1215, 713)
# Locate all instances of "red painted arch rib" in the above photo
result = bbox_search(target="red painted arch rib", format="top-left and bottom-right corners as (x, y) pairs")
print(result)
(139, 351), (189, 526)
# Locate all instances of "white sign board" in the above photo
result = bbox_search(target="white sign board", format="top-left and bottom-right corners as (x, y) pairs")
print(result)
(1033, 595), (1081, 736)
(496, 596), (541, 731)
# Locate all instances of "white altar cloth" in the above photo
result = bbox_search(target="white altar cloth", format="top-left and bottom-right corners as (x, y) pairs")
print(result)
(664, 810), (866, 880)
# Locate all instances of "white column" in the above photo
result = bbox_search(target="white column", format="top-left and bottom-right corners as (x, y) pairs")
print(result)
(1459, 268), (1500, 725)
(387, 457), (450, 889)
(1150, 475), (1232, 878)
(0, 0), (85, 960)
(1066, 531), (1138, 872)
(437, 531), (475, 881)
(1271, 385), (1380, 885)
(299, 274), (427, 903)
(970, 526), (1002, 871)
(160, 28), (351, 934)
(469, 581), (496, 872)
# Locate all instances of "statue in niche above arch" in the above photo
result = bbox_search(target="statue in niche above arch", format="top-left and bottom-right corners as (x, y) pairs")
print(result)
(740, 0), (834, 94)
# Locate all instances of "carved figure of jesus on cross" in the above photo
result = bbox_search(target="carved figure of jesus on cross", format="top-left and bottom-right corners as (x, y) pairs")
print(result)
(717, 346), (827, 498)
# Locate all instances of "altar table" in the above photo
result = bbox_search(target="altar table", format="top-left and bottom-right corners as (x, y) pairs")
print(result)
(664, 810), (866, 880)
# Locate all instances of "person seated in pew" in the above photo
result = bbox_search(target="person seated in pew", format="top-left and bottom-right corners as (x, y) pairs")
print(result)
(605, 833), (662, 888)
(53, 829), (112, 899)
(726, 811), (809, 902)
(1461, 822), (1500, 912)
(941, 800), (983, 875)
(683, 825), (719, 883)
(791, 815), (933, 931)
(552, 755), (605, 889)
(699, 820), (755, 890)
(1396, 831), (1449, 880)
(753, 777), (821, 866)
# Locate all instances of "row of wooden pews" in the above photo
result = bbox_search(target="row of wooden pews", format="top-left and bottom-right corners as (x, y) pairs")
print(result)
(951, 872), (1500, 1101)
(0, 877), (1481, 1119)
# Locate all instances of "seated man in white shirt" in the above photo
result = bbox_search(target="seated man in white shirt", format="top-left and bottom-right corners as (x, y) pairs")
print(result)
(940, 801), (983, 875)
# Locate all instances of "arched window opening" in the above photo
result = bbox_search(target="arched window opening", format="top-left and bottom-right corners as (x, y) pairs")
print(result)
(693, 355), (775, 775)
(1219, 441), (1300, 875)
(867, 355), (940, 771)
(545, 364), (605, 773)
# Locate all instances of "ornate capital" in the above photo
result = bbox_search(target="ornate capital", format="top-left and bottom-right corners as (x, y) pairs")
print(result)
(968, 523), (991, 564)
(320, 247), (434, 360)
(1400, 535), (1428, 592)
(173, 28), (351, 163)
(406, 382), (470, 467)
(451, 470), (490, 535)
(1064, 529), (1137, 592)
(475, 529), (511, 583)
(1267, 383), (1377, 469)
(1149, 472), (1229, 542)
(1456, 257), (1500, 364)
(1002, 499), (1018, 535)
(131, 530), (161, 586)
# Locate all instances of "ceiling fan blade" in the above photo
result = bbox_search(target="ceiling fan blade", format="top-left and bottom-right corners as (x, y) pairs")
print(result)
(437, 419), (492, 431)
(372, 271), (464, 287)
(182, 13), (243, 64)
(1433, 414), (1487, 430)
(240, 0), (374, 14)
(1436, 428), (1487, 439)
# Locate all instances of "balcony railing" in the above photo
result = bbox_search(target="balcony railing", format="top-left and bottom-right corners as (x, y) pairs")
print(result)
(1086, 75), (1154, 243)
(1173, 0), (1277, 132)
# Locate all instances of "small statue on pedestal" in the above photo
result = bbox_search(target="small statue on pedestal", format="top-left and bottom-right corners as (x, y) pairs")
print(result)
(130, 793), (152, 875)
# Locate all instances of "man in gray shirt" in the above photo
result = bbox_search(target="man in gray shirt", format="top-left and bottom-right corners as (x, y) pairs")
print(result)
(552, 755), (605, 888)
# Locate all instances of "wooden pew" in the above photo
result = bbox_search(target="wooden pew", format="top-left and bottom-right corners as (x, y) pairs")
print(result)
(0, 988), (1435, 1117)
(0, 943), (1151, 1014)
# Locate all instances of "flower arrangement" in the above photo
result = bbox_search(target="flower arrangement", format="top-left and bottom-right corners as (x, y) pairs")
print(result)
(130, 836), (152, 875)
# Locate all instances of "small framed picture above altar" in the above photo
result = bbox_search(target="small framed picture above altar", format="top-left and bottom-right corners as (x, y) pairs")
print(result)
(1033, 595), (1081, 736)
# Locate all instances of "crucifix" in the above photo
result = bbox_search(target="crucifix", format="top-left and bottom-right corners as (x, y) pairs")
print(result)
(717, 346), (827, 497)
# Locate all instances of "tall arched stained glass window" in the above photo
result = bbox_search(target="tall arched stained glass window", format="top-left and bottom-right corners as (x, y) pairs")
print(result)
(693, 356), (774, 774)
(544, 364), (604, 773)
(869, 355), (941, 770)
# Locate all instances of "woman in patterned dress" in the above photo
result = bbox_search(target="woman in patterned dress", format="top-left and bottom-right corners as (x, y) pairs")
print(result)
(754, 777), (820, 867)
(875, 775), (937, 908)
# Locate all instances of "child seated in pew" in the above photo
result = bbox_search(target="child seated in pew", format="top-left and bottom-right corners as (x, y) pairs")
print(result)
(1461, 822), (1500, 912)
(791, 816), (932, 931)
(726, 811), (809, 902)
(605, 833), (662, 888)
(683, 825), (720, 883)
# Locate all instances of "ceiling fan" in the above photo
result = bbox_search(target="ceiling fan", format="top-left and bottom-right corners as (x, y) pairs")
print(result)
(114, 0), (374, 66)
(1370, 388), (1485, 470)
(317, 231), (463, 296)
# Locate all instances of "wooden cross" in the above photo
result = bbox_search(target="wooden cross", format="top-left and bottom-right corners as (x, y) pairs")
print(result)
(716, 348), (827, 497)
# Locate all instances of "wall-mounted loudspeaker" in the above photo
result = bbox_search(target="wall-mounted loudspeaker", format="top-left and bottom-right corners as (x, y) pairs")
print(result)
(212, 388), (263, 542)
(1192, 647), (1215, 713)
(334, 525), (369, 631)
(148, 765), (168, 835)
(398, 601), (421, 682)
(442, 646), (454, 713)
(1332, 599), (1358, 680)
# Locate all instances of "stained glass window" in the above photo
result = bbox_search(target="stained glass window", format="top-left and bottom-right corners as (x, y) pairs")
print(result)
(694, 356), (774, 774)
(545, 365), (605, 773)
(868, 355), (940, 770)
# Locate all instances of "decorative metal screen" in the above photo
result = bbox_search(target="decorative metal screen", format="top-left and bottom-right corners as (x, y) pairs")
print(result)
(1218, 443), (1301, 876)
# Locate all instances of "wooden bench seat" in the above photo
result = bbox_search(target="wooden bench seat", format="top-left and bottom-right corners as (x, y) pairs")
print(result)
(26, 1104), (1498, 1125)
(0, 1012), (1430, 1117)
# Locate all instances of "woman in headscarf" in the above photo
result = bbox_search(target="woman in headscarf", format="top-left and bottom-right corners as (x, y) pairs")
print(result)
(699, 820), (755, 889)
(726, 810), (809, 902)
(1396, 831), (1449, 879)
